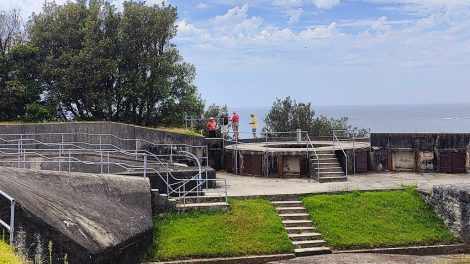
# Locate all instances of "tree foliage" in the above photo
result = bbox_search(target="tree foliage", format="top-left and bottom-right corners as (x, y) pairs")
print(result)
(265, 97), (360, 136)
(0, 1), (203, 125)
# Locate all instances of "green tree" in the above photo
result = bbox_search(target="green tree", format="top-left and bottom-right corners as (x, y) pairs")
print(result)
(264, 97), (360, 137)
(0, 9), (44, 121)
(28, 0), (203, 126)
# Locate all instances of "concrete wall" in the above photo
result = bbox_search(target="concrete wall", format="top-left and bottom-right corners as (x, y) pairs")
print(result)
(0, 122), (206, 157)
(371, 133), (470, 172)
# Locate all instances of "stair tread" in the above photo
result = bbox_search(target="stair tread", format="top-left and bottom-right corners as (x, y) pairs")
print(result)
(294, 247), (331, 253)
(177, 202), (228, 208)
(282, 220), (311, 223)
(272, 201), (302, 204)
(292, 240), (326, 245)
(279, 213), (309, 216)
(276, 207), (305, 210)
(286, 226), (316, 230)
(289, 233), (322, 238)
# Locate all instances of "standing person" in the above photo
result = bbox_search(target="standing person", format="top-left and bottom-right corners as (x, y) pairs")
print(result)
(231, 111), (240, 140)
(206, 117), (217, 138)
(249, 113), (258, 139)
(220, 112), (229, 139)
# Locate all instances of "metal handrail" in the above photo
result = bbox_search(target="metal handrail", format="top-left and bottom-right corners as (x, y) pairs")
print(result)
(0, 189), (15, 245)
(332, 132), (348, 176)
(0, 133), (227, 204)
(305, 133), (321, 181)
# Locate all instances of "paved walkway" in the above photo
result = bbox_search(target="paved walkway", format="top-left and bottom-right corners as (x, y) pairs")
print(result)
(215, 171), (470, 196)
(268, 253), (470, 264)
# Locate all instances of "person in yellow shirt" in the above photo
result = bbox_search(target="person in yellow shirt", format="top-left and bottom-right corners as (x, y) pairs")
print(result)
(249, 113), (258, 139)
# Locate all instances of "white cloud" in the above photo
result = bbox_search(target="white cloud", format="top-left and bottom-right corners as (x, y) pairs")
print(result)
(212, 5), (262, 34)
(286, 8), (303, 24)
(313, 0), (340, 9)
(196, 2), (211, 9)
(299, 22), (337, 39)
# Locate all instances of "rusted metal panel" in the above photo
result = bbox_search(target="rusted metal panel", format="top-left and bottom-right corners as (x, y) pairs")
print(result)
(453, 151), (466, 173)
(225, 152), (233, 173)
(243, 154), (263, 175)
(277, 155), (284, 177)
(439, 151), (453, 173)
(299, 157), (307, 176)
(355, 151), (368, 173)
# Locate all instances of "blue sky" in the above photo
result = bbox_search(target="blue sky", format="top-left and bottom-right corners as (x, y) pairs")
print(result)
(3, 0), (470, 108)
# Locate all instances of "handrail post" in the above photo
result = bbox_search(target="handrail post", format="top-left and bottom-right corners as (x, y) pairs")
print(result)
(10, 199), (15, 245)
(143, 154), (147, 178)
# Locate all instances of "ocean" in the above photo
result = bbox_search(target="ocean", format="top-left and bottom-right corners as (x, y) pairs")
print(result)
(232, 103), (470, 138)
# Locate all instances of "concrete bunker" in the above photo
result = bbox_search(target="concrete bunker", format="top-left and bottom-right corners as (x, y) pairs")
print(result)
(224, 140), (371, 182)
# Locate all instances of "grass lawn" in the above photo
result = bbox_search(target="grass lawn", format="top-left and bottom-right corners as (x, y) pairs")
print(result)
(302, 188), (457, 250)
(148, 199), (293, 261)
(0, 241), (24, 264)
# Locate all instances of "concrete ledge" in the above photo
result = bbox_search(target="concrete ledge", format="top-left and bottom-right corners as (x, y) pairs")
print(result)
(145, 254), (295, 264)
(336, 244), (469, 256)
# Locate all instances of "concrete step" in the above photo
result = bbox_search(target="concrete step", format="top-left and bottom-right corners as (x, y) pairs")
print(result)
(319, 176), (348, 183)
(314, 167), (344, 173)
(315, 154), (336, 159)
(311, 157), (338, 163)
(279, 213), (310, 220)
(276, 207), (307, 214)
(311, 162), (341, 168)
(285, 226), (317, 234)
(282, 220), (313, 227)
(294, 247), (332, 256)
(176, 202), (229, 212)
(292, 240), (327, 248)
(289, 233), (323, 241)
(272, 201), (303, 207)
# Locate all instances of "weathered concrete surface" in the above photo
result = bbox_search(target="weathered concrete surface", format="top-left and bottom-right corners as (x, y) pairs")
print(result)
(268, 253), (470, 264)
(424, 183), (470, 244)
(0, 167), (153, 263)
(215, 171), (470, 197)
(370, 133), (470, 172)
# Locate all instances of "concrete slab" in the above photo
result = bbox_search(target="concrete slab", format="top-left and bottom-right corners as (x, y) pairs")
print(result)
(215, 171), (470, 196)
(0, 167), (153, 264)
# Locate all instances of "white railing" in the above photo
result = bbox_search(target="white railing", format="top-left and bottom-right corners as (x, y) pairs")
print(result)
(0, 189), (15, 245)
(0, 133), (226, 204)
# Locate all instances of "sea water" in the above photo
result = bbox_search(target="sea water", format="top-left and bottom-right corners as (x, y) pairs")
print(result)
(231, 103), (470, 138)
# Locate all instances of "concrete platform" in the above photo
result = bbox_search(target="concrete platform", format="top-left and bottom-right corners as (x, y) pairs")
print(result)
(215, 171), (470, 196)
(0, 167), (153, 264)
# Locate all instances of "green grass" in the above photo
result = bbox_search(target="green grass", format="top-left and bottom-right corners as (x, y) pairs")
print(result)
(155, 127), (201, 137)
(302, 188), (458, 249)
(0, 241), (24, 264)
(148, 199), (293, 261)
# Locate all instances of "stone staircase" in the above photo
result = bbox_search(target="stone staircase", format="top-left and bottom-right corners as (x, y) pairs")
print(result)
(272, 200), (332, 257)
(310, 150), (347, 183)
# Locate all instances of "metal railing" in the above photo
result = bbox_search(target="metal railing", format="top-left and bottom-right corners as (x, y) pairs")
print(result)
(0, 133), (226, 204)
(0, 189), (15, 245)
(305, 133), (320, 181)
(333, 129), (370, 174)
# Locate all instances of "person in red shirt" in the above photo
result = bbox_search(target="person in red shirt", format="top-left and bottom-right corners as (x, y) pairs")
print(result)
(206, 117), (217, 138)
(231, 111), (240, 140)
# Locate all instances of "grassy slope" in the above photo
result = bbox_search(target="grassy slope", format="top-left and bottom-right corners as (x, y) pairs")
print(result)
(0, 241), (23, 264)
(302, 189), (457, 249)
(149, 199), (293, 261)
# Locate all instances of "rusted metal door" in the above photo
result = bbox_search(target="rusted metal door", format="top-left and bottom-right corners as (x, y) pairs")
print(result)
(440, 151), (466, 173)
(355, 151), (368, 173)
(439, 151), (453, 173)
(453, 151), (466, 173)
(243, 155), (263, 175)
(225, 152), (233, 172)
